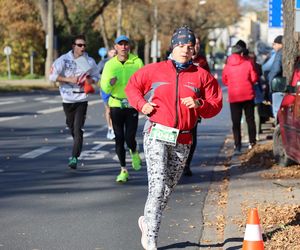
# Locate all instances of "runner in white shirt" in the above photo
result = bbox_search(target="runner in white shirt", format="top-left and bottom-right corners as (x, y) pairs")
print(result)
(49, 34), (99, 169)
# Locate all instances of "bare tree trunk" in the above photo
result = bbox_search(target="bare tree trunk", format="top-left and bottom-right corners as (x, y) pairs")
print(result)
(283, 0), (300, 83)
(57, 0), (73, 33)
(117, 0), (122, 36)
(152, 0), (158, 63)
(144, 33), (150, 64)
(99, 14), (109, 50)
(45, 0), (54, 84)
(37, 0), (48, 31)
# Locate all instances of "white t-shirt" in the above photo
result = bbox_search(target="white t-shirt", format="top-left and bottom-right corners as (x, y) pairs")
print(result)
(49, 51), (99, 103)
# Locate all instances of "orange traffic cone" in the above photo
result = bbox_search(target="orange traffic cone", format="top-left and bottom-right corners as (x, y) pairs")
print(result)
(242, 208), (264, 250)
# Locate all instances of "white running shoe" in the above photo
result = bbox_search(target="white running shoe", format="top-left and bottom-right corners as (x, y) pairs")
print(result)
(138, 216), (148, 250)
(106, 128), (115, 140)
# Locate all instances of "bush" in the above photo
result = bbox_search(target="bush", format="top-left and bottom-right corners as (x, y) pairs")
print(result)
(23, 74), (42, 79)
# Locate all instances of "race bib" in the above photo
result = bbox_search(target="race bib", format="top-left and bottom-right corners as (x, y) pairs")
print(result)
(149, 123), (179, 146)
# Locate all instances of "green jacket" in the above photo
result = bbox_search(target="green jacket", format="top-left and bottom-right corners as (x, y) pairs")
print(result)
(100, 53), (144, 108)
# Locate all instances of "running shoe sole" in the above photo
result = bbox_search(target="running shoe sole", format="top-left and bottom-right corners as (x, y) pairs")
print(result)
(138, 216), (148, 250)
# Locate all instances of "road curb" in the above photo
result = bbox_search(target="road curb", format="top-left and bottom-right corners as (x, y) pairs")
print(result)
(200, 134), (232, 249)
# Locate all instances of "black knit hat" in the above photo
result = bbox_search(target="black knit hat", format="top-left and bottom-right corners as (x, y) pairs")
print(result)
(273, 35), (283, 44)
(235, 40), (249, 55)
(231, 44), (244, 54)
(171, 26), (196, 49)
(236, 40), (247, 49)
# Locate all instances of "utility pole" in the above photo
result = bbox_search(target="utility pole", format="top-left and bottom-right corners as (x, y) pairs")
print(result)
(45, 0), (54, 84)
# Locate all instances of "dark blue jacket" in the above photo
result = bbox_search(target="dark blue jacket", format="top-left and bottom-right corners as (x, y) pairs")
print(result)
(268, 49), (282, 86)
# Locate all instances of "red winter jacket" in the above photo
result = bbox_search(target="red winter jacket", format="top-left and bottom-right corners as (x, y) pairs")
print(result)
(291, 68), (300, 87)
(222, 54), (258, 103)
(125, 60), (222, 144)
(291, 58), (300, 87)
(193, 55), (210, 72)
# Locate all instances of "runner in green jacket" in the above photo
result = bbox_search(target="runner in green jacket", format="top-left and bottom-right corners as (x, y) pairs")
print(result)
(100, 35), (144, 182)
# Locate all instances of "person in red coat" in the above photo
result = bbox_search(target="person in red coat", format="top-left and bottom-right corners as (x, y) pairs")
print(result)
(222, 44), (258, 152)
(125, 26), (222, 250)
(193, 36), (210, 72)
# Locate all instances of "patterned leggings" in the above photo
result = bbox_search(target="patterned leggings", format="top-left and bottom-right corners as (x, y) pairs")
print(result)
(143, 133), (191, 248)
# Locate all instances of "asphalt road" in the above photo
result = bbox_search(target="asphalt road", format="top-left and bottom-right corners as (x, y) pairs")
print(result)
(0, 88), (231, 250)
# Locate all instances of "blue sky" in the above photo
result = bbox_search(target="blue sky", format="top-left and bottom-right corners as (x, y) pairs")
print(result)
(239, 0), (268, 10)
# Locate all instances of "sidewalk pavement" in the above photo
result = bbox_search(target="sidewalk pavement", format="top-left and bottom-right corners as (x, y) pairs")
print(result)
(0, 79), (51, 87)
(0, 79), (59, 93)
(201, 122), (300, 249)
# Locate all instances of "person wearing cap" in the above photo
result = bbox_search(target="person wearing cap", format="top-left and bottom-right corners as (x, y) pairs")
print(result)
(100, 35), (144, 183)
(125, 26), (222, 250)
(268, 35), (283, 119)
(222, 44), (258, 152)
(49, 34), (99, 170)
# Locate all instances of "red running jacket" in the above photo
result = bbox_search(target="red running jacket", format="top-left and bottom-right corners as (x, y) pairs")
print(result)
(193, 55), (210, 72)
(222, 54), (258, 103)
(125, 60), (222, 144)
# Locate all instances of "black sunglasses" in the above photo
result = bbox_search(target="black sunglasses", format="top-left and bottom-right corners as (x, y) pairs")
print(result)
(75, 43), (86, 48)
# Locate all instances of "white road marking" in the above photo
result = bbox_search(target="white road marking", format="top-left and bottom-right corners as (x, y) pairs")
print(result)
(66, 127), (106, 140)
(79, 150), (110, 160)
(79, 141), (115, 160)
(34, 97), (49, 101)
(0, 97), (25, 106)
(89, 99), (103, 105)
(0, 116), (22, 122)
(19, 146), (57, 159)
(0, 99), (103, 123)
(42, 99), (62, 104)
(93, 141), (115, 146)
(91, 143), (106, 151)
(0, 100), (25, 106)
(37, 106), (63, 114)
(37, 99), (102, 115)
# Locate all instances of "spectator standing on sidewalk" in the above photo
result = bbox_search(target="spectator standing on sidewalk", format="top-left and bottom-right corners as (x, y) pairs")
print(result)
(235, 40), (264, 141)
(100, 35), (144, 183)
(183, 36), (211, 176)
(98, 48), (117, 140)
(125, 26), (222, 250)
(267, 35), (284, 119)
(222, 44), (258, 152)
(49, 34), (99, 169)
(248, 51), (264, 140)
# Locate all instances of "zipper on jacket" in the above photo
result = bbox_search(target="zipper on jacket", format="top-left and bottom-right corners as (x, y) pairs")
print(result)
(174, 71), (179, 128)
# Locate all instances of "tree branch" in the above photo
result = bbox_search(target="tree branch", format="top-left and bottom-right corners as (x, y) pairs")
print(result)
(58, 0), (73, 33)
(82, 0), (111, 32)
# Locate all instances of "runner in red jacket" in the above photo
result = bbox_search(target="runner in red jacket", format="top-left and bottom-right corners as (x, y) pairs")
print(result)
(222, 44), (258, 151)
(125, 26), (222, 250)
(126, 59), (221, 144)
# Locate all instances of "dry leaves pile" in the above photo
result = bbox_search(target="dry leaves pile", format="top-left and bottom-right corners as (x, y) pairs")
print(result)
(239, 141), (275, 169)
(236, 142), (300, 249)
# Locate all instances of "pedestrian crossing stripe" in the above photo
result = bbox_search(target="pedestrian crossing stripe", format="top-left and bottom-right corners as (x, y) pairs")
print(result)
(19, 146), (57, 159)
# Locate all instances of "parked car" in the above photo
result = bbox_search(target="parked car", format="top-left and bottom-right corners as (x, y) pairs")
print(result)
(272, 61), (300, 166)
